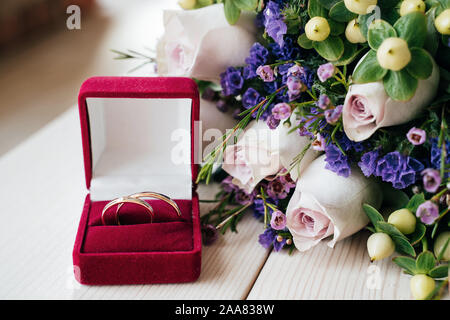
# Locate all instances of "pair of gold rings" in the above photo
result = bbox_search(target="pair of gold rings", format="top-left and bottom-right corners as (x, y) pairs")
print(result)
(101, 192), (181, 225)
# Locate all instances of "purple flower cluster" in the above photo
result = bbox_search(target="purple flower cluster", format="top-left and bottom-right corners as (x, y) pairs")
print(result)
(316, 94), (331, 110)
(243, 43), (269, 80)
(285, 65), (309, 101)
(221, 176), (238, 193)
(270, 211), (287, 230)
(201, 224), (218, 246)
(416, 201), (439, 225)
(221, 176), (256, 205)
(263, 1), (287, 47)
(317, 63), (336, 82)
(242, 87), (272, 120)
(268, 36), (301, 60)
(430, 138), (450, 178)
(358, 149), (380, 177)
(324, 143), (351, 177)
(406, 127), (426, 145)
(265, 172), (296, 200)
(359, 150), (425, 189)
(258, 228), (286, 251)
(359, 151), (425, 189)
(235, 189), (255, 205)
(296, 107), (326, 138)
(252, 198), (279, 219)
(324, 105), (343, 124)
(375, 152), (424, 189)
(335, 132), (365, 153)
(271, 102), (291, 120)
(421, 168), (441, 193)
(220, 67), (243, 96)
(266, 115), (281, 129)
(256, 65), (275, 82)
(242, 88), (263, 109)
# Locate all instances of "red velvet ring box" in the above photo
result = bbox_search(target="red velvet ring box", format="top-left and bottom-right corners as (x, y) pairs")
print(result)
(73, 77), (201, 285)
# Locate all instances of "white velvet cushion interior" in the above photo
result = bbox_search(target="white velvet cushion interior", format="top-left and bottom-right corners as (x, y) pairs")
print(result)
(86, 97), (193, 201)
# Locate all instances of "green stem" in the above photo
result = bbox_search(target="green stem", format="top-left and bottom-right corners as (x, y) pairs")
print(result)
(422, 237), (428, 252)
(306, 89), (317, 101)
(215, 203), (251, 230)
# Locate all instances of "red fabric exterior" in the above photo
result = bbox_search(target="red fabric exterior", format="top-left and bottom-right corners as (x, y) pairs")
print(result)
(73, 77), (201, 285)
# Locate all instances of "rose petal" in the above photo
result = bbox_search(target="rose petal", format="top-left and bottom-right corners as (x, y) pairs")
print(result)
(343, 53), (439, 142)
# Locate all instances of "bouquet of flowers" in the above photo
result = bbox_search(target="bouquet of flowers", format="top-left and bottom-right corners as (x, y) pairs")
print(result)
(116, 0), (449, 300)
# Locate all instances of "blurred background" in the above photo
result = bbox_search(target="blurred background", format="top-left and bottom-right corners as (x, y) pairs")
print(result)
(0, 0), (178, 156)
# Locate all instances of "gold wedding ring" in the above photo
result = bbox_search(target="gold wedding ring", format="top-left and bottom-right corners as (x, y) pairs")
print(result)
(101, 196), (154, 225)
(117, 192), (182, 217)
(102, 192), (181, 226)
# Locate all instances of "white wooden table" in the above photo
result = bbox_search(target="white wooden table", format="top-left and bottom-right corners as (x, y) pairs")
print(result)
(0, 106), (436, 300)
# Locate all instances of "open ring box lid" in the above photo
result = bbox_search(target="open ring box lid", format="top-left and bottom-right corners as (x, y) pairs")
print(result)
(73, 77), (201, 285)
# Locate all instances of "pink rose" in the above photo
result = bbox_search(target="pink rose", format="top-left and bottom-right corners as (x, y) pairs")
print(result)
(342, 53), (439, 142)
(286, 155), (382, 252)
(156, 4), (256, 82)
(222, 118), (318, 193)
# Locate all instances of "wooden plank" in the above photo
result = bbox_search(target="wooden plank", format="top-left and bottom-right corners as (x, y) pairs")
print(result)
(247, 231), (446, 300)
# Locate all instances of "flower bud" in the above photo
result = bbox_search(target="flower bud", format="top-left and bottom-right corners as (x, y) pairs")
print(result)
(435, 9), (450, 35)
(345, 19), (366, 43)
(367, 232), (395, 261)
(400, 0), (426, 16)
(410, 274), (435, 300)
(377, 37), (411, 71)
(344, 0), (377, 15)
(178, 0), (197, 10)
(305, 17), (330, 41)
(387, 208), (416, 235)
(434, 231), (450, 261)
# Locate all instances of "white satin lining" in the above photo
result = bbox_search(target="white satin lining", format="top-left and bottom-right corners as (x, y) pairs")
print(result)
(86, 97), (193, 201)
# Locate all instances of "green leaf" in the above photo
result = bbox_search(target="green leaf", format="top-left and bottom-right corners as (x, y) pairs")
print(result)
(437, 238), (450, 261)
(224, 0), (241, 25)
(334, 41), (364, 66)
(376, 221), (416, 256)
(416, 251), (437, 273)
(233, 0), (258, 11)
(317, 0), (340, 9)
(393, 12), (427, 48)
(358, 13), (372, 39)
(367, 19), (397, 50)
(329, 1), (357, 22)
(425, 0), (441, 7)
(381, 185), (409, 210)
(436, 0), (450, 8)
(409, 222), (426, 246)
(308, 0), (328, 17)
(428, 265), (449, 278)
(383, 69), (418, 101)
(328, 19), (345, 35)
(406, 48), (433, 79)
(425, 7), (439, 56)
(382, 8), (401, 26)
(298, 33), (314, 49)
(392, 256), (418, 274)
(313, 35), (345, 61)
(406, 193), (426, 212)
(352, 50), (387, 83)
(363, 204), (385, 227)
(378, 0), (401, 8)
